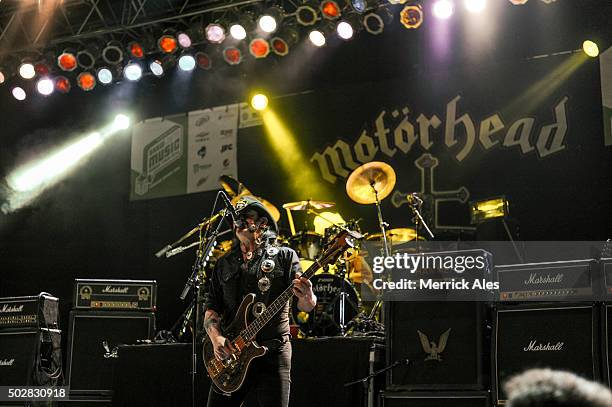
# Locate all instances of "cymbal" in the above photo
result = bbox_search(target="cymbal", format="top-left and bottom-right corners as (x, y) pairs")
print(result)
(231, 195), (281, 222)
(365, 228), (425, 242)
(282, 200), (336, 211)
(346, 161), (396, 204)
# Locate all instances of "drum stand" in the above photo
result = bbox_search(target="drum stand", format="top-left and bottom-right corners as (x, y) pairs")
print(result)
(367, 185), (391, 321)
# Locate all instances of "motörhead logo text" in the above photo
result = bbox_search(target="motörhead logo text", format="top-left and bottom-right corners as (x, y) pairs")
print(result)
(311, 95), (569, 184)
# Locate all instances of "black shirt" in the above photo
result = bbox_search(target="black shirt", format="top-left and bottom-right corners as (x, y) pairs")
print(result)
(205, 242), (302, 341)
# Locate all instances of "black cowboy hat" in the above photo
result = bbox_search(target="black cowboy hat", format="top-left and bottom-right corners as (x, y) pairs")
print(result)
(233, 195), (278, 232)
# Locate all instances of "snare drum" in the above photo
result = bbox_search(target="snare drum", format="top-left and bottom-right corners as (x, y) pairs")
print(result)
(288, 231), (323, 260)
(291, 274), (360, 337)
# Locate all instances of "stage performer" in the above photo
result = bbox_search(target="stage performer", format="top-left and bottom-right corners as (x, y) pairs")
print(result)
(204, 196), (317, 407)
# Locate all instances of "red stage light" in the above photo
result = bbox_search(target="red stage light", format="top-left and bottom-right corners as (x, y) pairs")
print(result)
(196, 52), (212, 70)
(249, 38), (270, 58)
(223, 47), (243, 65)
(77, 72), (96, 91)
(321, 1), (341, 19)
(158, 36), (178, 53)
(271, 38), (289, 56)
(55, 76), (71, 93)
(34, 63), (49, 76)
(129, 42), (145, 59)
(58, 52), (77, 71)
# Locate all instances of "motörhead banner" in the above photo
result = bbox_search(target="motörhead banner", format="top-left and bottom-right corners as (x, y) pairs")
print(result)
(129, 105), (240, 200)
(235, 53), (611, 241)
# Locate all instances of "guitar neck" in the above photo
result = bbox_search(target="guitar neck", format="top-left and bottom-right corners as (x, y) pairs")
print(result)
(241, 245), (344, 341)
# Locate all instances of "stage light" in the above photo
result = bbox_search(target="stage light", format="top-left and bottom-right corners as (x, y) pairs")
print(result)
(337, 21), (354, 40)
(196, 52), (212, 70)
(58, 51), (77, 71)
(230, 15), (254, 40)
(150, 60), (164, 76)
(222, 47), (243, 65)
(34, 62), (50, 76)
(102, 41), (124, 65)
(158, 35), (178, 53)
(296, 2), (318, 26)
(308, 30), (326, 47)
(433, 0), (454, 19)
(178, 54), (196, 71)
(583, 40), (599, 58)
(251, 94), (268, 111)
(36, 78), (54, 96)
(464, 0), (486, 13)
(249, 38), (271, 58)
(400, 4), (423, 29)
(271, 27), (298, 56)
(76, 49), (96, 69)
(128, 42), (145, 59)
(205, 23), (226, 44)
(77, 72), (96, 91)
(350, 0), (376, 14)
(0, 70), (5, 84)
(97, 67), (113, 85)
(113, 114), (130, 130)
(508, 0), (527, 4)
(230, 24), (247, 40)
(55, 76), (71, 93)
(258, 7), (283, 33)
(363, 9), (392, 35)
(12, 86), (26, 101)
(177, 32), (192, 48)
(469, 197), (509, 224)
(124, 62), (143, 81)
(19, 62), (35, 79)
(321, 0), (341, 19)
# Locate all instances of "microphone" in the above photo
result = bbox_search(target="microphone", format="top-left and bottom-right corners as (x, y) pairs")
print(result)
(220, 192), (239, 224)
(406, 193), (423, 206)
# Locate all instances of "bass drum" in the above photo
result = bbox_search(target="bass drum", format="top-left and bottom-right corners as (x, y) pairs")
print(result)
(291, 273), (360, 337)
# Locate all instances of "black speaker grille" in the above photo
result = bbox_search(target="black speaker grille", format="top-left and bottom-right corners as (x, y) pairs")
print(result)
(494, 304), (598, 404)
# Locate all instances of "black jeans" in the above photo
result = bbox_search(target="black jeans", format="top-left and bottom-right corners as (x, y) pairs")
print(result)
(206, 340), (291, 407)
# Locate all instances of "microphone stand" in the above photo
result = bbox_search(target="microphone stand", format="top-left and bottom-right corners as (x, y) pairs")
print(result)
(179, 207), (231, 407)
(344, 358), (410, 406)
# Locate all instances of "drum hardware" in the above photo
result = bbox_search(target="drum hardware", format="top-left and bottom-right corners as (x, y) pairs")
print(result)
(282, 199), (336, 236)
(406, 192), (435, 241)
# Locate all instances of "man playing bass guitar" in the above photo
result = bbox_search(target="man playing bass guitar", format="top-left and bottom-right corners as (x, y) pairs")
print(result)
(204, 196), (317, 407)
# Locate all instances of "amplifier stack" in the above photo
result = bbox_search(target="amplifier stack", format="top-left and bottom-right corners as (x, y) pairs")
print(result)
(0, 293), (62, 390)
(66, 279), (157, 400)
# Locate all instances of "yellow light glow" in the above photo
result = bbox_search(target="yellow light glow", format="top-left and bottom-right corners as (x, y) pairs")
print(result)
(261, 109), (329, 197)
(582, 40), (599, 58)
(251, 94), (269, 111)
(470, 197), (509, 223)
(313, 211), (346, 235)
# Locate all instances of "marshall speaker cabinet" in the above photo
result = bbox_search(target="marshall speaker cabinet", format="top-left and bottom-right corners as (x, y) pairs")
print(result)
(385, 301), (488, 390)
(493, 303), (599, 405)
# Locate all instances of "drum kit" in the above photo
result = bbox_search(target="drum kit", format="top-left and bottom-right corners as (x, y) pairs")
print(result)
(203, 162), (432, 337)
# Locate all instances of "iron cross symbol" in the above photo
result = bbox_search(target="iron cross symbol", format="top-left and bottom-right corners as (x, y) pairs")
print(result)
(391, 153), (471, 230)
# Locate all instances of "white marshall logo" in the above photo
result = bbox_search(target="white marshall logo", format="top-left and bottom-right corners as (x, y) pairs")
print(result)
(0, 304), (24, 313)
(0, 359), (15, 366)
(102, 286), (130, 294)
(523, 340), (564, 352)
(524, 273), (563, 285)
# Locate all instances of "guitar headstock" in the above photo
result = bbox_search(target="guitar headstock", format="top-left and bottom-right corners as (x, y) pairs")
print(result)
(319, 229), (363, 265)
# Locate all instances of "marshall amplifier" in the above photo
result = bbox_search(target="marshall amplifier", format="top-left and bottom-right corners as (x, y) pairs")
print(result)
(74, 279), (157, 311)
(379, 391), (490, 407)
(66, 310), (155, 397)
(385, 301), (488, 390)
(601, 258), (612, 299)
(0, 293), (59, 330)
(493, 303), (599, 405)
(0, 328), (62, 387)
(496, 259), (599, 302)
